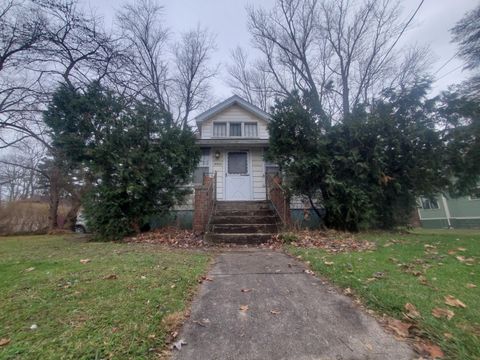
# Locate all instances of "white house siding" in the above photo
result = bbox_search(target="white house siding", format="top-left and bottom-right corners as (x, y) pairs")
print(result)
(201, 105), (269, 139)
(251, 148), (266, 200)
(212, 150), (225, 200)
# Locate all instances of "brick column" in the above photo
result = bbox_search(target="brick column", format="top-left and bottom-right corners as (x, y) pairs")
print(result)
(193, 185), (208, 233)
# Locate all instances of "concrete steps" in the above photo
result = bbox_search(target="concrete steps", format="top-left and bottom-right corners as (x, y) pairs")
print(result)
(206, 201), (279, 244)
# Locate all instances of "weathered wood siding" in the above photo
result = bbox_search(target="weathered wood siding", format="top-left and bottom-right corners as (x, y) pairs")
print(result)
(201, 105), (269, 139)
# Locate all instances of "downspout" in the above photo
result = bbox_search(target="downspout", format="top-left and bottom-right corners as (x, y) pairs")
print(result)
(441, 194), (453, 229)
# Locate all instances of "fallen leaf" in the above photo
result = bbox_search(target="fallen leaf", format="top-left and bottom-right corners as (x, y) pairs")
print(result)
(0, 338), (10, 346)
(466, 283), (477, 288)
(79, 259), (91, 264)
(373, 271), (385, 279)
(365, 343), (373, 351)
(241, 288), (252, 293)
(387, 319), (412, 338)
(447, 249), (457, 255)
(304, 269), (314, 275)
(444, 295), (466, 308)
(432, 307), (455, 320)
(418, 275), (428, 285)
(148, 334), (156, 339)
(24, 267), (35, 272)
(414, 341), (444, 359)
(170, 284), (176, 288)
(170, 339), (187, 351)
(344, 287), (353, 296)
(324, 261), (334, 266)
(443, 332), (454, 340)
(103, 274), (117, 280)
(239, 305), (249, 312)
(270, 309), (281, 315)
(30, 324), (38, 330)
(457, 247), (467, 252)
(404, 303), (420, 319)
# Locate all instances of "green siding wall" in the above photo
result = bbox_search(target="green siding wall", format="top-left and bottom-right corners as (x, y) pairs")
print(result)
(150, 211), (193, 229)
(419, 194), (480, 229)
(291, 209), (323, 229)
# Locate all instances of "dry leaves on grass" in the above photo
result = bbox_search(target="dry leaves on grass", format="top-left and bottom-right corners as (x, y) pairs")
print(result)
(414, 341), (444, 359)
(432, 307), (455, 320)
(0, 338), (10, 346)
(198, 276), (213, 283)
(404, 303), (421, 319)
(268, 230), (376, 253)
(455, 256), (475, 265)
(444, 295), (467, 308)
(79, 259), (90, 264)
(103, 274), (118, 280)
(125, 227), (205, 248)
(466, 283), (477, 288)
(387, 319), (412, 338)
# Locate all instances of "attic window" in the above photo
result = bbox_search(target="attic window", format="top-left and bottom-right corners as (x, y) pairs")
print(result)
(244, 123), (258, 137)
(213, 123), (227, 137)
(229, 123), (242, 136)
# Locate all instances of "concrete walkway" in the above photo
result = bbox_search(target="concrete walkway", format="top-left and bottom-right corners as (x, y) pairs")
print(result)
(173, 249), (414, 360)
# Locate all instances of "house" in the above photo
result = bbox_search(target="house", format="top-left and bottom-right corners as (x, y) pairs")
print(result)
(418, 189), (480, 229)
(150, 95), (319, 236)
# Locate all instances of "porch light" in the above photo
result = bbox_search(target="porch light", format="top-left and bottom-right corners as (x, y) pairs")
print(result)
(215, 150), (221, 159)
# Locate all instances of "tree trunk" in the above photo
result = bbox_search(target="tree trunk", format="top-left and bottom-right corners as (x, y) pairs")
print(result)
(63, 197), (82, 230)
(48, 167), (62, 230)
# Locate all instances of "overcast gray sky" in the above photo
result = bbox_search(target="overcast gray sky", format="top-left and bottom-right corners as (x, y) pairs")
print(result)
(85, 0), (478, 102)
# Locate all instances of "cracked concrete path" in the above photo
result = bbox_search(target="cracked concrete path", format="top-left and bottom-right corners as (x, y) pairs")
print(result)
(173, 249), (414, 360)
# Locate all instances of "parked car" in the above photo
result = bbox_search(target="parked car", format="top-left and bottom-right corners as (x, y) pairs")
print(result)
(74, 212), (88, 233)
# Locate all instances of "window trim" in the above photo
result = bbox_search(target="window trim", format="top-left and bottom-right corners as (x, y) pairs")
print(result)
(244, 122), (258, 138)
(229, 122), (242, 137)
(212, 122), (227, 137)
(420, 197), (440, 210)
(211, 121), (259, 138)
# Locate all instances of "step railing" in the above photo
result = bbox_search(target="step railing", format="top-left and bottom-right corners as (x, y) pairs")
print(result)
(206, 171), (217, 230)
(193, 171), (217, 233)
(266, 173), (290, 228)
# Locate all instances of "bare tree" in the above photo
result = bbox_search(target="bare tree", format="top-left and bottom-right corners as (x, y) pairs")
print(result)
(116, 0), (217, 126)
(226, 47), (273, 111)
(173, 26), (217, 128)
(0, 0), (48, 148)
(239, 0), (429, 121)
(0, 140), (47, 201)
(116, 0), (171, 112)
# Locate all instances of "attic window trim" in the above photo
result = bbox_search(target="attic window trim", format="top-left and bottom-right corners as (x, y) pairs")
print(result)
(212, 121), (259, 138)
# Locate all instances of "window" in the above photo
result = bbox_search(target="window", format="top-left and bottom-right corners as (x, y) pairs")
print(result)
(213, 123), (226, 137)
(470, 188), (480, 200)
(244, 123), (258, 137)
(420, 197), (439, 209)
(229, 122), (242, 136)
(193, 148), (210, 184)
(227, 152), (248, 174)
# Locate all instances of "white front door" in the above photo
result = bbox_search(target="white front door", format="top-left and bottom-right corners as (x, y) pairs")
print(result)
(225, 151), (252, 200)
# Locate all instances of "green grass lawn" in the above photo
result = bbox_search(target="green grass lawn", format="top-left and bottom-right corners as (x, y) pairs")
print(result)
(0, 235), (211, 359)
(287, 229), (480, 360)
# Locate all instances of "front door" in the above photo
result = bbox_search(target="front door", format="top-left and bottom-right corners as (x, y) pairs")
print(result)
(225, 151), (252, 200)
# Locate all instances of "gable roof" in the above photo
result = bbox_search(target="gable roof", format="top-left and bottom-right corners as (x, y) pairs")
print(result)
(195, 95), (271, 125)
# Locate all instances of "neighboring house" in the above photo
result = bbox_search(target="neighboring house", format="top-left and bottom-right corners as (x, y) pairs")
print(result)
(418, 188), (480, 229)
(152, 95), (318, 230)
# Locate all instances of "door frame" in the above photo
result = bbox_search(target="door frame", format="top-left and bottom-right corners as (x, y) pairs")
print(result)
(224, 149), (253, 201)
